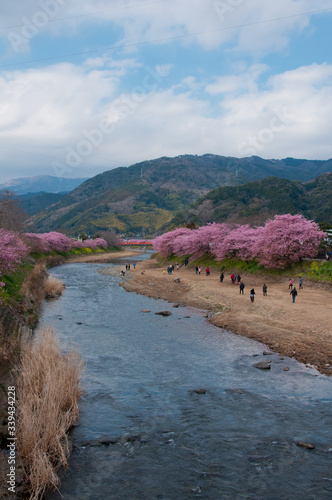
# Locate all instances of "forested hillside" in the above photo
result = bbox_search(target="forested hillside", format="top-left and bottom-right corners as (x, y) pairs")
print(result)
(168, 174), (332, 229)
(27, 155), (332, 236)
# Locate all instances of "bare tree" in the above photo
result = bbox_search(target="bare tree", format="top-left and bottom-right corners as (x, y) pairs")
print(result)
(99, 230), (122, 247)
(0, 190), (27, 231)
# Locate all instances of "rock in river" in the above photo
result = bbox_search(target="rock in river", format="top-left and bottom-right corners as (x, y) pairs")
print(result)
(155, 311), (172, 316)
(296, 441), (315, 450)
(254, 361), (271, 370)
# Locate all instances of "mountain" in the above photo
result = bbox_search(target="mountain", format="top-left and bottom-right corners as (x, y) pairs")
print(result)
(168, 173), (332, 229)
(17, 192), (66, 216)
(0, 175), (89, 195)
(26, 155), (332, 236)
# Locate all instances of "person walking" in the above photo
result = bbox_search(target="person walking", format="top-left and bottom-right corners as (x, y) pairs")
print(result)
(250, 288), (255, 302)
(288, 279), (293, 290)
(239, 282), (245, 294)
(262, 283), (267, 296)
(198, 266), (202, 275)
(205, 267), (210, 276)
(133, 263), (136, 269)
(196, 266), (199, 275)
(220, 272), (224, 283)
(298, 276), (303, 289)
(290, 287), (298, 303)
(231, 273), (235, 284)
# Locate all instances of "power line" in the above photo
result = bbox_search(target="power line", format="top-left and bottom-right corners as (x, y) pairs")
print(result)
(0, 144), (121, 166)
(0, 0), (168, 31)
(1, 7), (332, 69)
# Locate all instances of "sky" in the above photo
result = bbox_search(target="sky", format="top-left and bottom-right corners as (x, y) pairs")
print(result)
(1, 0), (332, 183)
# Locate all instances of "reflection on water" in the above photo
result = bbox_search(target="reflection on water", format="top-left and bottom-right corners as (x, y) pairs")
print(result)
(40, 261), (332, 500)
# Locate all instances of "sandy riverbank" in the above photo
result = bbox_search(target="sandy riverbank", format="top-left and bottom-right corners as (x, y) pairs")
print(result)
(66, 249), (143, 263)
(119, 258), (332, 376)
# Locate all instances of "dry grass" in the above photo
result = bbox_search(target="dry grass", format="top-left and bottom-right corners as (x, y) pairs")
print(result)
(21, 262), (47, 309)
(44, 275), (65, 299)
(16, 326), (83, 499)
(0, 335), (20, 367)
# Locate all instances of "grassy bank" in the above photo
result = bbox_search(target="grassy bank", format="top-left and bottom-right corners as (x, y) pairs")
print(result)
(160, 254), (332, 284)
(1, 246), (120, 327)
(0, 247), (98, 498)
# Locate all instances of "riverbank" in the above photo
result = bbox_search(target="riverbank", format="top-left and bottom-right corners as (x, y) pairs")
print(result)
(65, 248), (143, 263)
(120, 258), (332, 376)
(0, 248), (136, 498)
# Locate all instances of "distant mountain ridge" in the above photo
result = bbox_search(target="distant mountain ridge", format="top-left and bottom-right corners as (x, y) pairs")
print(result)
(0, 175), (89, 195)
(26, 154), (332, 236)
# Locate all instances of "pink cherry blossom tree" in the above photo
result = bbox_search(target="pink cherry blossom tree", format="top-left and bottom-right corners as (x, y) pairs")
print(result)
(173, 223), (235, 260)
(252, 214), (326, 268)
(153, 227), (193, 258)
(0, 229), (28, 275)
(214, 225), (262, 261)
(23, 233), (50, 253)
(83, 238), (108, 249)
(0, 229), (28, 299)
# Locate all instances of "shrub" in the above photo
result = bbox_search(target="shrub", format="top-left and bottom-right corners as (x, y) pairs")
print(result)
(44, 275), (65, 299)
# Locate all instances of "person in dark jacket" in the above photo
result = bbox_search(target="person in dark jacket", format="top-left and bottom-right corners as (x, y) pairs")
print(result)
(250, 288), (255, 302)
(220, 272), (224, 283)
(239, 282), (245, 294)
(262, 283), (267, 296)
(290, 287), (298, 303)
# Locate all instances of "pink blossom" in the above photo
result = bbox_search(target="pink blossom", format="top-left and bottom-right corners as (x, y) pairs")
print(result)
(153, 228), (192, 258)
(214, 225), (262, 261)
(252, 214), (326, 268)
(0, 229), (29, 300)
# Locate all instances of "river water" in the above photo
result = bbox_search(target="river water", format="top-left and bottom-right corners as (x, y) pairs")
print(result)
(41, 255), (332, 499)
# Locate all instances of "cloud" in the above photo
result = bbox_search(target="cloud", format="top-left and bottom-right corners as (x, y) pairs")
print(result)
(1, 59), (332, 182)
(205, 63), (269, 95)
(1, 0), (331, 57)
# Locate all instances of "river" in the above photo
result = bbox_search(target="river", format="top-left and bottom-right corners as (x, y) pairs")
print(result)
(40, 255), (332, 499)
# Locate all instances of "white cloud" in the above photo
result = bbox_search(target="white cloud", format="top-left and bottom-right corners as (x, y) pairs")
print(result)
(1, 0), (331, 56)
(1, 60), (332, 183)
(205, 64), (268, 95)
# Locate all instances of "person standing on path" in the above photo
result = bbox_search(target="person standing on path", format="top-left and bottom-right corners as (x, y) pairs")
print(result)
(220, 272), (224, 283)
(239, 282), (245, 294)
(290, 287), (298, 303)
(250, 288), (255, 302)
(196, 266), (199, 275)
(299, 276), (303, 289)
(262, 284), (267, 296)
(289, 279), (293, 290)
(133, 263), (136, 269)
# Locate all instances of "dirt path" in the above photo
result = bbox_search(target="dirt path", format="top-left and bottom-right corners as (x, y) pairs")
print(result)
(121, 258), (332, 376)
